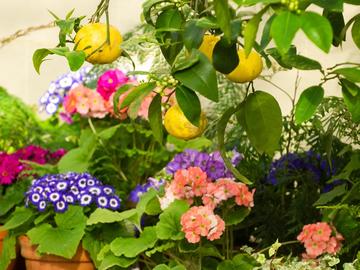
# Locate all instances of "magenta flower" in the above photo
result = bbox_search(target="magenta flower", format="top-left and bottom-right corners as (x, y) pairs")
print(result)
(96, 69), (129, 101)
(0, 154), (23, 185)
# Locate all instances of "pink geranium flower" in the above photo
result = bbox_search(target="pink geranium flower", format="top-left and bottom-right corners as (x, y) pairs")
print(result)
(97, 69), (129, 101)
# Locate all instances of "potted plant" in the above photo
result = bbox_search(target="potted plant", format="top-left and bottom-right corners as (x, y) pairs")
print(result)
(0, 172), (123, 270)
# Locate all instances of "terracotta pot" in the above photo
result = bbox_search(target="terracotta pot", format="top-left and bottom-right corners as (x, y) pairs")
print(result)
(19, 236), (95, 270)
(0, 230), (16, 270)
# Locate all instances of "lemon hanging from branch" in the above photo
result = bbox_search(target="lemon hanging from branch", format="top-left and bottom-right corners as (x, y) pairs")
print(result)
(74, 23), (123, 64)
(198, 34), (220, 62)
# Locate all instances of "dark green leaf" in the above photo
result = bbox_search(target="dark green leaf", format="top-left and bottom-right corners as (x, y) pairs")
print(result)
(313, 0), (343, 11)
(173, 52), (218, 102)
(172, 53), (200, 73)
(271, 11), (301, 54)
(176, 86), (201, 126)
(313, 184), (347, 206)
(212, 38), (239, 74)
(232, 254), (261, 269)
(282, 54), (322, 70)
(224, 207), (250, 226)
(120, 82), (156, 109)
(344, 0), (360, 4)
(148, 93), (164, 143)
(260, 14), (276, 49)
(244, 91), (282, 155)
(352, 17), (360, 49)
(300, 12), (333, 53)
(295, 85), (324, 124)
(340, 78), (360, 96)
(183, 20), (206, 50)
(334, 67), (360, 82)
(234, 0), (280, 5)
(217, 260), (236, 270)
(143, 0), (169, 25)
(341, 79), (360, 122)
(214, 0), (232, 42)
(324, 11), (345, 46)
(196, 16), (219, 29)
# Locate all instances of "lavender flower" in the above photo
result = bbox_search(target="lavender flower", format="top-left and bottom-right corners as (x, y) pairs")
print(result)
(128, 177), (165, 204)
(25, 172), (121, 213)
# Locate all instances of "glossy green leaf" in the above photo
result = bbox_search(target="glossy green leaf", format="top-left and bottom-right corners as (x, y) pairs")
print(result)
(148, 93), (164, 143)
(313, 0), (343, 11)
(295, 86), (324, 124)
(234, 0), (280, 5)
(244, 6), (268, 55)
(340, 79), (360, 96)
(183, 20), (205, 50)
(173, 52), (218, 102)
(212, 38), (239, 74)
(344, 0), (360, 4)
(270, 11), (301, 54)
(142, 0), (169, 25)
(155, 8), (184, 65)
(113, 84), (133, 116)
(300, 12), (333, 53)
(352, 17), (360, 49)
(172, 53), (200, 73)
(87, 209), (137, 226)
(282, 54), (322, 70)
(176, 85), (201, 126)
(244, 91), (282, 155)
(33, 49), (52, 74)
(64, 51), (86, 71)
(99, 254), (137, 270)
(196, 16), (219, 29)
(214, 0), (232, 42)
(120, 82), (156, 109)
(224, 207), (250, 226)
(324, 11), (345, 47)
(260, 14), (276, 49)
(334, 67), (360, 82)
(341, 79), (360, 122)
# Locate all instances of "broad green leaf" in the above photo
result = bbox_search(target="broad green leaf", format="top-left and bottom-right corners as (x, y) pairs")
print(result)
(1, 207), (33, 231)
(81, 234), (103, 268)
(64, 50), (86, 71)
(234, 0), (280, 5)
(145, 196), (162, 215)
(334, 67), (360, 82)
(87, 208), (137, 226)
(0, 181), (28, 216)
(260, 14), (276, 49)
(281, 54), (322, 70)
(172, 53), (200, 73)
(300, 12), (333, 53)
(113, 84), (134, 116)
(58, 148), (90, 173)
(244, 91), (282, 155)
(270, 11), (301, 54)
(110, 226), (157, 258)
(0, 234), (16, 270)
(244, 6), (268, 55)
(120, 82), (156, 109)
(341, 79), (360, 122)
(176, 85), (201, 126)
(352, 17), (360, 50)
(214, 0), (232, 42)
(295, 85), (324, 124)
(148, 93), (164, 143)
(213, 38), (239, 74)
(174, 52), (218, 102)
(154, 265), (171, 270)
(183, 20), (205, 50)
(196, 17), (219, 29)
(340, 79), (360, 96)
(145, 242), (175, 256)
(155, 8), (184, 65)
(33, 49), (52, 74)
(313, 184), (347, 206)
(324, 11), (345, 47)
(232, 254), (261, 269)
(223, 207), (250, 226)
(98, 125), (121, 140)
(156, 200), (189, 240)
(128, 90), (151, 119)
(344, 0), (360, 4)
(142, 0), (169, 25)
(217, 260), (236, 270)
(313, 0), (343, 11)
(99, 253), (137, 270)
(55, 205), (87, 229)
(27, 223), (85, 259)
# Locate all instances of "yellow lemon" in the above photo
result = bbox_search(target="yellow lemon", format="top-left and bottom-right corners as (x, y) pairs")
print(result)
(164, 105), (207, 140)
(74, 23), (123, 64)
(198, 34), (220, 62)
(226, 49), (263, 83)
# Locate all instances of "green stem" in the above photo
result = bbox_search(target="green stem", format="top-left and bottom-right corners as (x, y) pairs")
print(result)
(256, 240), (300, 255)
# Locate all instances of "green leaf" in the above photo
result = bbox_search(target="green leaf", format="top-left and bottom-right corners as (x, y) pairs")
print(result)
(113, 84), (134, 115)
(213, 0), (232, 42)
(244, 6), (268, 55)
(174, 52), (218, 102)
(128, 90), (151, 119)
(334, 67), (360, 82)
(0, 234), (16, 270)
(148, 93), (164, 143)
(110, 226), (157, 258)
(341, 79), (360, 122)
(281, 54), (322, 70)
(58, 148), (90, 173)
(300, 12), (333, 53)
(0, 181), (28, 216)
(324, 11), (345, 47)
(156, 200), (189, 240)
(352, 17), (360, 49)
(244, 91), (282, 155)
(232, 254), (261, 269)
(64, 50), (86, 71)
(120, 82), (156, 109)
(87, 209), (138, 226)
(313, 0), (343, 11)
(183, 20), (205, 50)
(172, 53), (200, 73)
(98, 125), (121, 140)
(212, 38), (239, 74)
(260, 14), (276, 49)
(33, 49), (52, 74)
(55, 205), (87, 229)
(223, 207), (250, 226)
(155, 8), (184, 65)
(313, 184), (347, 206)
(270, 11), (301, 54)
(99, 253), (137, 270)
(196, 17), (219, 29)
(234, 0), (280, 5)
(145, 196), (162, 215)
(176, 86), (201, 127)
(344, 0), (360, 4)
(1, 207), (33, 231)
(142, 0), (169, 25)
(217, 260), (236, 270)
(145, 242), (176, 257)
(295, 85), (324, 124)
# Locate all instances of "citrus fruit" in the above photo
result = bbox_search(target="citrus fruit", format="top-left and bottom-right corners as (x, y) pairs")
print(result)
(74, 23), (123, 64)
(164, 105), (207, 140)
(226, 49), (263, 83)
(198, 34), (220, 62)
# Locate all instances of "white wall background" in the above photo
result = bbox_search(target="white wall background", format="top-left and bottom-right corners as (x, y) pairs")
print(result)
(0, 1), (359, 115)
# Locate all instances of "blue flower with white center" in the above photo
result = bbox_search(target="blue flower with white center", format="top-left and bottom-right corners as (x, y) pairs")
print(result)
(33, 186), (44, 193)
(30, 192), (42, 205)
(48, 93), (61, 104)
(54, 200), (68, 213)
(56, 181), (68, 191)
(70, 185), (79, 195)
(108, 196), (121, 210)
(58, 75), (75, 90)
(102, 186), (115, 195)
(65, 194), (76, 204)
(88, 186), (102, 196)
(48, 192), (61, 203)
(96, 196), (109, 208)
(37, 201), (47, 212)
(77, 178), (88, 189)
(79, 194), (93, 206)
(48, 82), (57, 93)
(86, 178), (96, 187)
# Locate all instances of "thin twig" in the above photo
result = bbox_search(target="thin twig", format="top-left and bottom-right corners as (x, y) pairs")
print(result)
(0, 22), (55, 49)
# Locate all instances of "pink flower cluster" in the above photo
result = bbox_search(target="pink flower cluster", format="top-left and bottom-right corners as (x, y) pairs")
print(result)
(96, 69), (129, 101)
(0, 146), (66, 185)
(159, 167), (255, 244)
(181, 206), (225, 243)
(297, 222), (344, 259)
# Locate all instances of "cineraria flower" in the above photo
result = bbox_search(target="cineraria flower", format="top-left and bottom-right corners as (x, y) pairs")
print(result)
(128, 177), (165, 204)
(0, 154), (23, 185)
(25, 172), (121, 213)
(96, 69), (129, 101)
(180, 206), (225, 243)
(297, 222), (344, 259)
(166, 149), (242, 180)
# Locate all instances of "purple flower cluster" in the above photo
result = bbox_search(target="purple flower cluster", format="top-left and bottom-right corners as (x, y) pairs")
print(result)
(26, 172), (121, 213)
(0, 146), (66, 185)
(128, 177), (165, 203)
(39, 66), (92, 115)
(166, 149), (242, 180)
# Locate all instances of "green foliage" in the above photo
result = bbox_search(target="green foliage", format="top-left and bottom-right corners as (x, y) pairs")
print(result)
(0, 234), (16, 270)
(295, 86), (324, 124)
